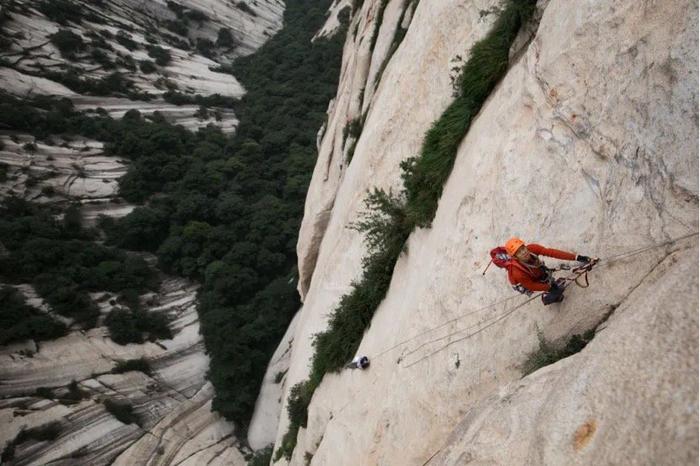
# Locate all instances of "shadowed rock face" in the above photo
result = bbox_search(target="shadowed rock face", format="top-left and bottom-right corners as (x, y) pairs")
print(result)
(0, 1), (284, 464)
(264, 0), (698, 464)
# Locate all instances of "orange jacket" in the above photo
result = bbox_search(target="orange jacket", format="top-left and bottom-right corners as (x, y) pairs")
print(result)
(507, 244), (576, 292)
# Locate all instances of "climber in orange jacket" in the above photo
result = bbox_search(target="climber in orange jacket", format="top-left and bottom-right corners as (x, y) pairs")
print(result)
(491, 237), (594, 305)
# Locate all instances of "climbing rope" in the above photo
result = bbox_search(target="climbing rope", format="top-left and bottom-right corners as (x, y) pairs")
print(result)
(372, 263), (585, 362)
(402, 292), (545, 368)
(596, 232), (697, 265)
(372, 294), (521, 359)
(399, 264), (594, 367)
(376, 232), (697, 369)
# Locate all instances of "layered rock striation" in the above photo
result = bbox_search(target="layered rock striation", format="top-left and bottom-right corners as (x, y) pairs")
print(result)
(0, 1), (285, 463)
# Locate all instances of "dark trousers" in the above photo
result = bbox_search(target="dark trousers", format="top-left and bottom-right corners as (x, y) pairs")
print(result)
(542, 286), (564, 305)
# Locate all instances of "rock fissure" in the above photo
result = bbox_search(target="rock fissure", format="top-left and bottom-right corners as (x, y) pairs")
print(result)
(171, 433), (236, 466)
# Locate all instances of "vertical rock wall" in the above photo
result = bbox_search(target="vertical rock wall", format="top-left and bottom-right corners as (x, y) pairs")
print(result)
(270, 0), (698, 464)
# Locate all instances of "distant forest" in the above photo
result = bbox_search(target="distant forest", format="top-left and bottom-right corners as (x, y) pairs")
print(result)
(0, 0), (345, 428)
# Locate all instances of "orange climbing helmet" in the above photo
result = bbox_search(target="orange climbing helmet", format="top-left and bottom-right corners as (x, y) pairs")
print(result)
(505, 237), (525, 257)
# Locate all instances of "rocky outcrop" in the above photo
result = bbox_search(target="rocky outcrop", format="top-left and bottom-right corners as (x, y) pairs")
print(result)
(313, 0), (351, 41)
(247, 312), (300, 450)
(0, 135), (130, 213)
(112, 383), (245, 466)
(269, 0), (698, 464)
(0, 278), (221, 464)
(0, 0), (283, 131)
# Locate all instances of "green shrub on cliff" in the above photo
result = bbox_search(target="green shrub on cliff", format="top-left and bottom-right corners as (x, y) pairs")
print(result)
(401, 0), (536, 227)
(0, 286), (67, 345)
(521, 329), (596, 376)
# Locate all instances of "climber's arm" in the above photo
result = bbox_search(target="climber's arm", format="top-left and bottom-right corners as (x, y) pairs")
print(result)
(527, 243), (577, 261)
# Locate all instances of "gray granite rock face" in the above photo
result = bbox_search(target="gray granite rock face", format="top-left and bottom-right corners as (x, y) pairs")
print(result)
(271, 0), (698, 464)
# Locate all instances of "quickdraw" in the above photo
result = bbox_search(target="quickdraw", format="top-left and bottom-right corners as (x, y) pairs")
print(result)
(564, 258), (599, 289)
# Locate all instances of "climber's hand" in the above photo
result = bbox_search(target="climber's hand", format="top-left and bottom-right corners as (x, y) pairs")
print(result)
(576, 255), (591, 263)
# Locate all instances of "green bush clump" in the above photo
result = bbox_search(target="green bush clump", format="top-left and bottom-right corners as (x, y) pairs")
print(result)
(216, 28), (235, 48)
(50, 29), (85, 57)
(62, 380), (89, 403)
(87, 31), (113, 50)
(196, 38), (215, 58)
(343, 116), (364, 161)
(521, 329), (596, 376)
(162, 91), (237, 108)
(90, 48), (115, 69)
(111, 357), (152, 375)
(103, 399), (140, 425)
(35, 386), (55, 399)
(165, 19), (189, 37)
(147, 45), (171, 66)
(276, 0), (536, 458)
(99, 207), (169, 251)
(166, 1), (185, 15)
(115, 30), (139, 50)
(20, 422), (62, 441)
(165, 1), (207, 29)
(273, 381), (315, 461)
(32, 275), (100, 328)
(248, 446), (273, 466)
(0, 285), (67, 345)
(343, 117), (363, 142)
(0, 198), (159, 330)
(105, 308), (171, 345)
(38, 0), (82, 25)
(184, 8), (208, 22)
(41, 70), (136, 97)
(22, 142), (37, 153)
(139, 60), (157, 74)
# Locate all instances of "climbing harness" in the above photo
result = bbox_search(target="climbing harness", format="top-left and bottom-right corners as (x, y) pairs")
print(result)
(511, 262), (573, 296)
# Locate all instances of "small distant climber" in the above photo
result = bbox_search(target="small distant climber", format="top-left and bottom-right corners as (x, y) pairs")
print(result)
(345, 355), (370, 370)
(490, 237), (595, 305)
